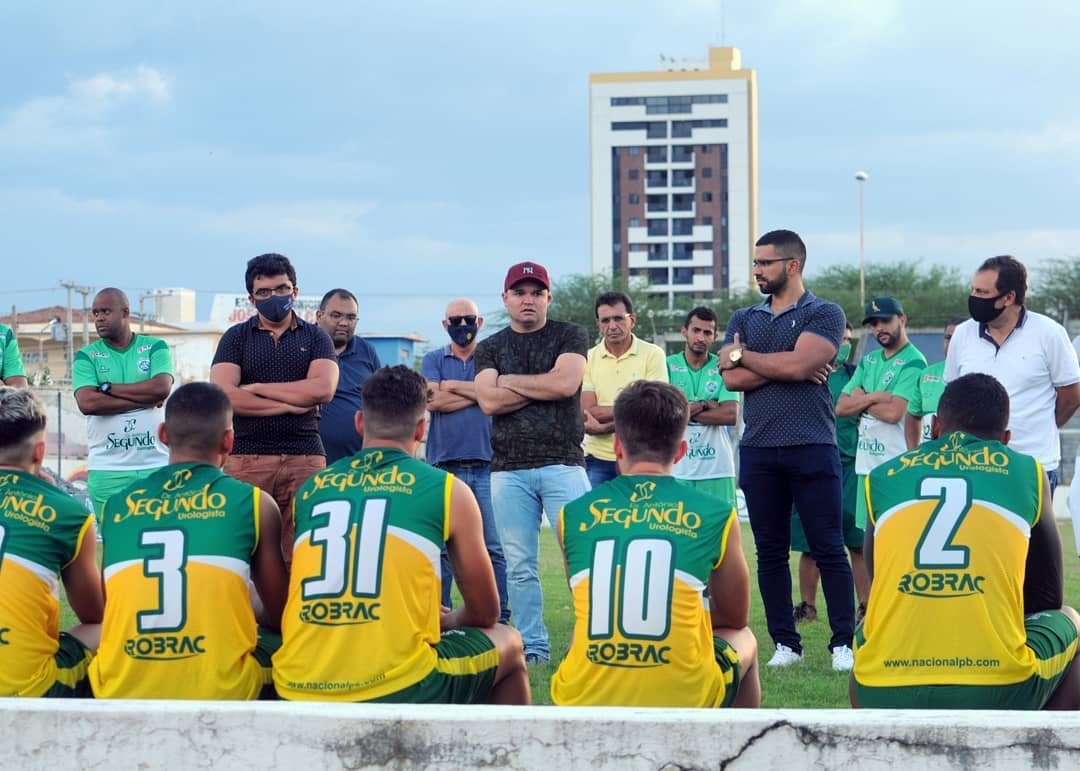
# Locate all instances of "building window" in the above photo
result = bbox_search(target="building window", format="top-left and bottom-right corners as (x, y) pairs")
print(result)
(628, 193), (640, 205)
(672, 218), (693, 236)
(672, 170), (694, 188)
(646, 194), (668, 212)
(702, 216), (713, 225)
(702, 167), (713, 178)
(672, 194), (694, 212)
(672, 145), (694, 163)
(628, 169), (639, 180)
(673, 267), (694, 284)
(673, 243), (693, 260)
(648, 243), (669, 260)
(700, 145), (712, 153)
(648, 268), (669, 284)
(646, 122), (667, 139)
(702, 192), (713, 202)
(646, 146), (667, 163)
(647, 219), (668, 236)
(646, 170), (668, 188)
(628, 217), (641, 227)
(628, 146), (640, 156)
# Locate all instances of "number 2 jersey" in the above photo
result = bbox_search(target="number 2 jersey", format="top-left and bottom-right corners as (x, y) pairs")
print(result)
(551, 475), (737, 707)
(855, 431), (1052, 687)
(273, 448), (450, 701)
(0, 471), (94, 697)
(89, 463), (264, 699)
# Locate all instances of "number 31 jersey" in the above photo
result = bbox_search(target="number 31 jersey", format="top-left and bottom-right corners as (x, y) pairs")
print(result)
(273, 448), (450, 701)
(89, 463), (262, 699)
(551, 475), (736, 707)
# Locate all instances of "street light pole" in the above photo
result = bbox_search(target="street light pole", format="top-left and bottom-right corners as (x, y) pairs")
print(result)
(855, 171), (869, 308)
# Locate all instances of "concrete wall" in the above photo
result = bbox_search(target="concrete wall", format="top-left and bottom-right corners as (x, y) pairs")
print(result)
(5, 702), (1080, 770)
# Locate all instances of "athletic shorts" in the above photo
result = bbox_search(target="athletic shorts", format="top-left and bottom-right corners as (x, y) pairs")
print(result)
(253, 627), (282, 701)
(792, 457), (861, 552)
(676, 478), (737, 512)
(714, 636), (743, 708)
(41, 632), (94, 698)
(371, 627), (499, 705)
(854, 609), (1078, 709)
(89, 468), (160, 525)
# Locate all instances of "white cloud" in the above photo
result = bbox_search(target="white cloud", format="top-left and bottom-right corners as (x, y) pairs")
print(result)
(0, 65), (170, 148)
(203, 201), (376, 240)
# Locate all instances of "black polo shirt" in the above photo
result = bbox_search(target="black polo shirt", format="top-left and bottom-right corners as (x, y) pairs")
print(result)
(212, 314), (336, 456)
(724, 291), (845, 448)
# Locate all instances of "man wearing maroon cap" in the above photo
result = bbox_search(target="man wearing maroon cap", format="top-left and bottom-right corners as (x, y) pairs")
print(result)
(474, 261), (591, 664)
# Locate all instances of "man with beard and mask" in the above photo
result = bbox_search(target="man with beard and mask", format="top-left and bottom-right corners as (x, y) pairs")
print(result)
(315, 288), (382, 464)
(666, 306), (738, 503)
(581, 291), (668, 488)
(210, 253), (338, 566)
(73, 288), (174, 521)
(421, 298), (509, 624)
(718, 229), (855, 672)
(905, 317), (966, 450)
(945, 255), (1080, 497)
(837, 296), (926, 534)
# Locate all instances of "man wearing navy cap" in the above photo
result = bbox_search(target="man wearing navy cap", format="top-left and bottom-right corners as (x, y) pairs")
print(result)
(474, 261), (590, 664)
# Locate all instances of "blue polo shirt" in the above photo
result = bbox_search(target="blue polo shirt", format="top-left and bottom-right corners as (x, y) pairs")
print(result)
(420, 345), (492, 465)
(724, 291), (844, 448)
(318, 336), (382, 464)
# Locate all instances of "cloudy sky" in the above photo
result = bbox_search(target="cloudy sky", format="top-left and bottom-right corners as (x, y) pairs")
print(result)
(2, 1), (1078, 344)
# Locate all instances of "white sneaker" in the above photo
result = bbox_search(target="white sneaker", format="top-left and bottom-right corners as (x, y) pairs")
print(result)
(766, 643), (803, 667)
(832, 644), (854, 672)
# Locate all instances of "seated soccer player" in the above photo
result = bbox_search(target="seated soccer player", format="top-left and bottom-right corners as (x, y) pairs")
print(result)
(89, 381), (288, 699)
(550, 380), (760, 708)
(0, 387), (103, 697)
(274, 365), (529, 704)
(852, 373), (1080, 709)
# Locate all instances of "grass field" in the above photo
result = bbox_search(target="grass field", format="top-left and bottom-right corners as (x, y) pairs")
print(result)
(62, 521), (1080, 708)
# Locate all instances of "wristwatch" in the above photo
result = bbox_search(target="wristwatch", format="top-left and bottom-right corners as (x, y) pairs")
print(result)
(728, 348), (743, 366)
(99, 381), (113, 396)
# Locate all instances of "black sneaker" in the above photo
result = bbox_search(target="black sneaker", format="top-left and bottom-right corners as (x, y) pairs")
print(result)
(793, 601), (818, 623)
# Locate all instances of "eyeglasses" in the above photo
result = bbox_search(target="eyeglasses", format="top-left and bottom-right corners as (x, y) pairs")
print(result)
(251, 284), (294, 300)
(326, 311), (358, 322)
(751, 257), (794, 269)
(447, 315), (478, 325)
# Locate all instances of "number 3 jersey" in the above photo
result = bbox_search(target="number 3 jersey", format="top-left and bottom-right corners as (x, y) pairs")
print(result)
(273, 448), (450, 702)
(0, 471), (94, 697)
(551, 475), (737, 707)
(855, 431), (1047, 687)
(89, 463), (264, 699)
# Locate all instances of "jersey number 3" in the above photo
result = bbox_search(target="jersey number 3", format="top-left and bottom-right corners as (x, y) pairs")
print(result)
(302, 500), (388, 600)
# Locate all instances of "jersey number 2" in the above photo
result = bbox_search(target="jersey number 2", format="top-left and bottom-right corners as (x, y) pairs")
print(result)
(915, 477), (971, 569)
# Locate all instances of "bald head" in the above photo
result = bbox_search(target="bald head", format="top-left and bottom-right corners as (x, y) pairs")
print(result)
(444, 298), (479, 317)
(94, 287), (129, 308)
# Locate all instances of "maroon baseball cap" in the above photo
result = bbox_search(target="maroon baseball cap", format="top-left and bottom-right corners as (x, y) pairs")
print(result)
(503, 261), (550, 291)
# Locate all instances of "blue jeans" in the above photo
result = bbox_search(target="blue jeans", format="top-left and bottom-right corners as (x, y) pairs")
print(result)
(739, 443), (854, 653)
(585, 455), (618, 488)
(491, 464), (591, 660)
(437, 462), (509, 624)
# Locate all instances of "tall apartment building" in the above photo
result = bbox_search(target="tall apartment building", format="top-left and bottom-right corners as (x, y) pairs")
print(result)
(590, 47), (758, 306)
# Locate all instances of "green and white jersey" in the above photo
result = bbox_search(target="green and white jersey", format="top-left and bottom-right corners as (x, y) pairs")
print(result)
(666, 353), (738, 481)
(72, 335), (173, 471)
(842, 342), (926, 475)
(0, 323), (26, 381)
(907, 361), (946, 444)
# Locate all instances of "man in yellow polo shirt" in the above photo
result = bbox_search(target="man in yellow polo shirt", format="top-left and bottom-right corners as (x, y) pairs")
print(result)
(581, 292), (668, 487)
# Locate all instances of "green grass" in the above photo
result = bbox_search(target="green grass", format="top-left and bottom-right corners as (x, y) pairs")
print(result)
(64, 521), (1080, 708)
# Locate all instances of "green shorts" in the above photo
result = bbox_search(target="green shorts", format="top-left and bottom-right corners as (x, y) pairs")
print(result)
(713, 636), (743, 708)
(676, 478), (737, 511)
(371, 627), (499, 704)
(88, 468), (160, 524)
(792, 457), (861, 552)
(253, 627), (282, 701)
(854, 610), (1078, 709)
(41, 632), (94, 698)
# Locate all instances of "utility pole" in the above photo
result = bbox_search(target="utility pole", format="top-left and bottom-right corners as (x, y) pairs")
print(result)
(59, 280), (92, 380)
(75, 286), (94, 347)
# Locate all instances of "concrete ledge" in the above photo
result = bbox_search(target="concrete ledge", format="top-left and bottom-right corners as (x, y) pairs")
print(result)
(5, 701), (1080, 769)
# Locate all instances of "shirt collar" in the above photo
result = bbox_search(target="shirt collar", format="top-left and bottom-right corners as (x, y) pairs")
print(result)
(249, 312), (301, 332)
(599, 335), (641, 360)
(750, 290), (814, 315)
(977, 305), (1025, 346)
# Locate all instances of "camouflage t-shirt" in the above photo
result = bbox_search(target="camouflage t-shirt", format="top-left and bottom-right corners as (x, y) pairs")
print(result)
(474, 319), (590, 471)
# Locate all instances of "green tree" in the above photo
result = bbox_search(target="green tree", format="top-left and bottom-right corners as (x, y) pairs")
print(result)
(806, 261), (969, 328)
(1028, 256), (1080, 323)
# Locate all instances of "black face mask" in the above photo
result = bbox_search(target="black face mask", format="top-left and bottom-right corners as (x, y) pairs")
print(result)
(968, 293), (1006, 324)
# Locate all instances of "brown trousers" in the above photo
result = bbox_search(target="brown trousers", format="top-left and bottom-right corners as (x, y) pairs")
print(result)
(224, 453), (325, 564)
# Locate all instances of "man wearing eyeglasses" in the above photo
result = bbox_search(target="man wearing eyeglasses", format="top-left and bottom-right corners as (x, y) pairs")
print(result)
(421, 298), (509, 625)
(210, 253), (339, 566)
(316, 288), (382, 464)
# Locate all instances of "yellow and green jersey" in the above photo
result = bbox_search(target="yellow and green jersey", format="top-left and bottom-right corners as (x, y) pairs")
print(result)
(550, 475), (737, 707)
(855, 431), (1044, 687)
(0, 469), (94, 697)
(274, 448), (451, 701)
(907, 361), (947, 444)
(89, 463), (263, 699)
